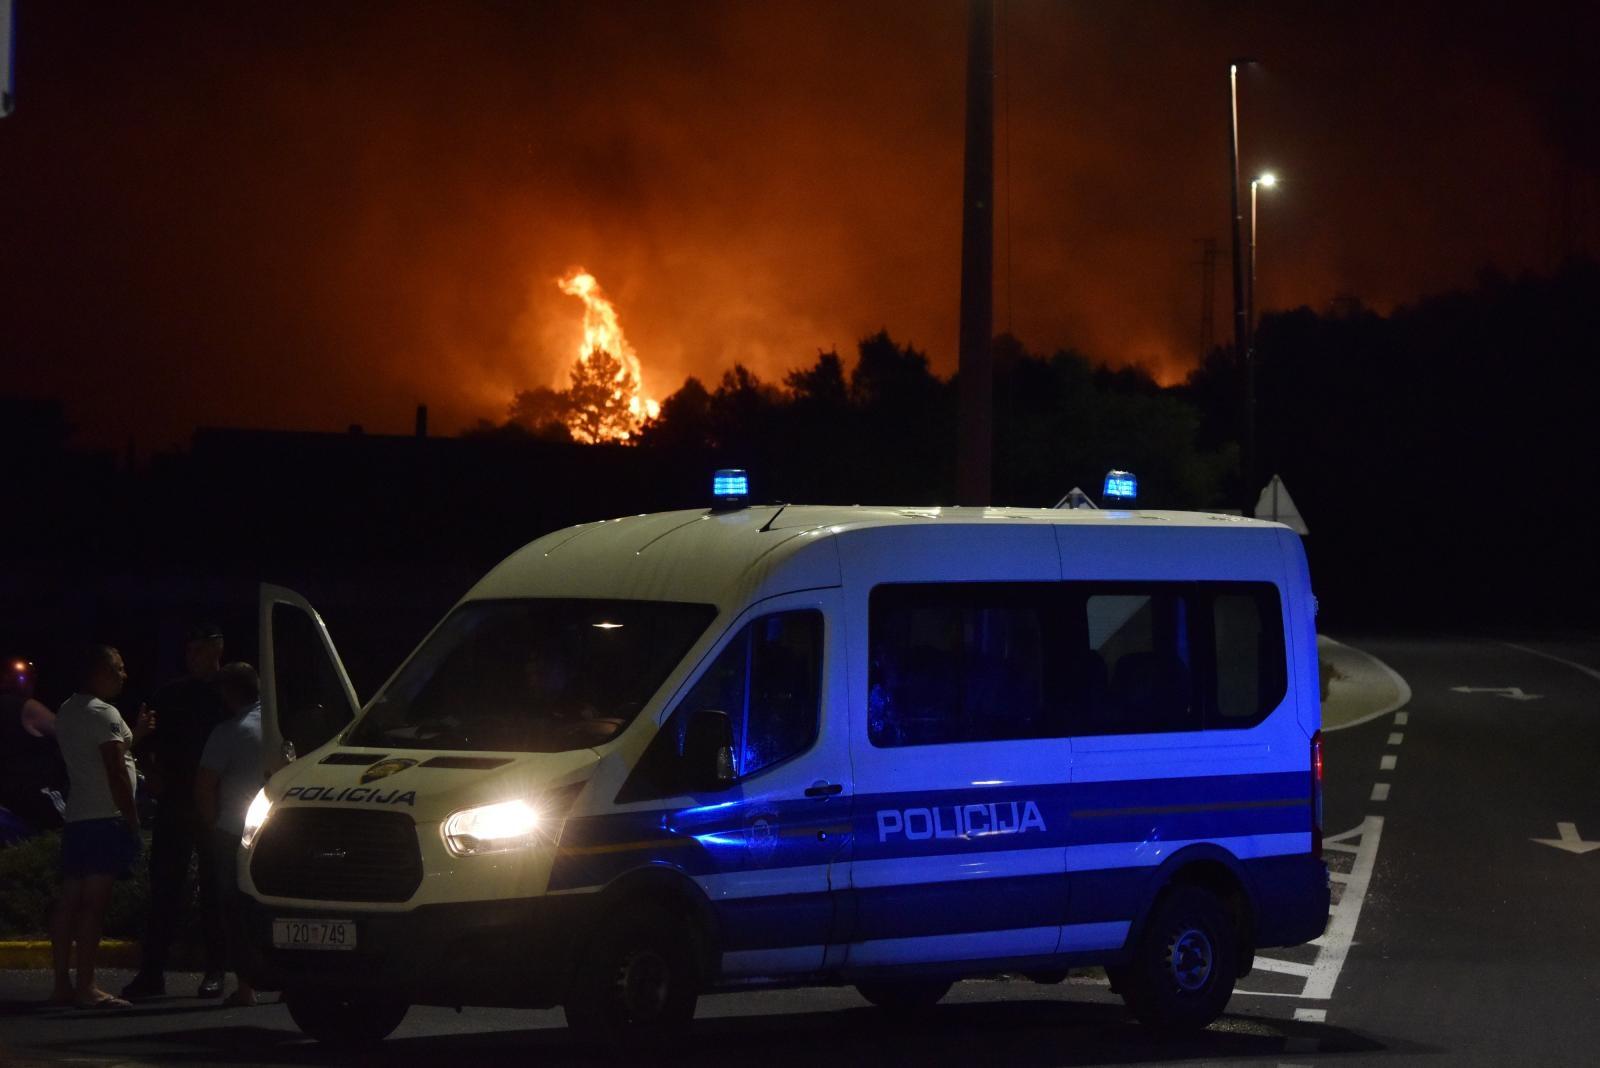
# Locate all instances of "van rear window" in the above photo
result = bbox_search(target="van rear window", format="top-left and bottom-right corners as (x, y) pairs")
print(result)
(868, 581), (1287, 746)
(348, 599), (716, 753)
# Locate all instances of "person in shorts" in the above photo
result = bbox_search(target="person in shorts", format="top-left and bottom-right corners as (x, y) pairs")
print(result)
(48, 646), (154, 1009)
(194, 663), (264, 1007)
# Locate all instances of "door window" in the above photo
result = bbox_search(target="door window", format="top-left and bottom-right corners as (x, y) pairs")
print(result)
(619, 609), (823, 800)
(270, 602), (359, 759)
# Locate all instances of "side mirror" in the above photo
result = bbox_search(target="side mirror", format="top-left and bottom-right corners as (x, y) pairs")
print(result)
(683, 708), (736, 791)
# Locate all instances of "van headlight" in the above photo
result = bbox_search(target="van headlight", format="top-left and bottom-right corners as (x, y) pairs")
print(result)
(442, 799), (543, 857)
(241, 788), (272, 849)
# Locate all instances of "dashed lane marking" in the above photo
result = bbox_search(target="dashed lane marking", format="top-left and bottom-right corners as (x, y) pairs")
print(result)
(1394, 711), (1408, 725)
(1294, 1007), (1327, 1023)
(1371, 783), (1390, 801)
(1380, 754), (1397, 771)
(1387, 732), (1404, 745)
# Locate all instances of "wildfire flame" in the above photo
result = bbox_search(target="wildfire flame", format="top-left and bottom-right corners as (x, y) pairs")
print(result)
(558, 269), (659, 441)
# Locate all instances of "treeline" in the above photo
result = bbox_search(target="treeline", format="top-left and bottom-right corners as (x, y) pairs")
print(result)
(479, 257), (1600, 628)
(486, 330), (1235, 511)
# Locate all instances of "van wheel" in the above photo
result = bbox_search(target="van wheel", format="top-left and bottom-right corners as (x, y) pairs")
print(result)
(855, 979), (953, 1014)
(565, 904), (699, 1051)
(1119, 884), (1237, 1032)
(284, 989), (409, 1048)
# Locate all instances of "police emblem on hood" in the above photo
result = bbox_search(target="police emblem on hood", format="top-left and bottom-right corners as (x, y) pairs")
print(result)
(359, 758), (417, 784)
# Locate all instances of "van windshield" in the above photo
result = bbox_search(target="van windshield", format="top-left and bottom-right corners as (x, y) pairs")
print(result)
(347, 599), (718, 753)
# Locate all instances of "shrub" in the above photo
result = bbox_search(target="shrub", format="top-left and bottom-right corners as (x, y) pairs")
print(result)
(0, 830), (151, 939)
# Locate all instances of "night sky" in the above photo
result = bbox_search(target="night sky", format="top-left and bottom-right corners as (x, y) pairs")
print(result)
(3, 1), (1596, 450)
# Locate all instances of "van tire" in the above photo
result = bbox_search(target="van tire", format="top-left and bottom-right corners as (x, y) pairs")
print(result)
(1119, 884), (1237, 1032)
(564, 904), (700, 1051)
(284, 989), (409, 1048)
(855, 979), (953, 1013)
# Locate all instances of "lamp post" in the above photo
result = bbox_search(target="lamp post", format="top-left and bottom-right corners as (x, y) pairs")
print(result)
(1248, 172), (1277, 346)
(1227, 58), (1256, 515)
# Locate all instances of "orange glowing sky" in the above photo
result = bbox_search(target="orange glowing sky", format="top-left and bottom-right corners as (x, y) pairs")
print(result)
(2, 2), (1596, 448)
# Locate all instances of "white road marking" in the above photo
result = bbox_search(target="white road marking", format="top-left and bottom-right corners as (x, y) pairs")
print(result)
(1394, 711), (1408, 725)
(1239, 816), (1384, 1003)
(1531, 822), (1600, 855)
(1251, 956), (1313, 978)
(1449, 685), (1542, 701)
(1371, 783), (1390, 801)
(1294, 1007), (1327, 1023)
(1501, 642), (1600, 684)
(1301, 815), (1384, 999)
(1379, 754), (1397, 771)
(1387, 732), (1404, 745)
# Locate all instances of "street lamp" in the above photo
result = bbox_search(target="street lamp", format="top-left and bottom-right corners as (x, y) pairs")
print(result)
(1227, 58), (1258, 515)
(1248, 172), (1278, 344)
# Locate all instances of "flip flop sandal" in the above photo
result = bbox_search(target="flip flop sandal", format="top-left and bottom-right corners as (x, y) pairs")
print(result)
(75, 994), (132, 1010)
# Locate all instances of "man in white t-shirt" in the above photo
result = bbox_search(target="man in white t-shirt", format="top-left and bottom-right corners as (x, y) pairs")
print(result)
(48, 645), (155, 1009)
(195, 662), (264, 1007)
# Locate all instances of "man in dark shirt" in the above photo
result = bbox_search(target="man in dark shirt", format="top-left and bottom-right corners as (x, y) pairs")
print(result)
(122, 624), (228, 1000)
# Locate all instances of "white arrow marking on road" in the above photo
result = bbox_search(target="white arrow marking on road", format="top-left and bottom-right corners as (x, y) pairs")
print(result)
(1449, 686), (1543, 701)
(1531, 822), (1600, 855)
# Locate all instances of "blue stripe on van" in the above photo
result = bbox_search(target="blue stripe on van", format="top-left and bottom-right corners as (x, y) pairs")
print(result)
(548, 771), (1311, 951)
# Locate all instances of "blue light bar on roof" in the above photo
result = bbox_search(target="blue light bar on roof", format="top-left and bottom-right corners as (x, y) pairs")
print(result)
(712, 468), (750, 506)
(1103, 469), (1138, 503)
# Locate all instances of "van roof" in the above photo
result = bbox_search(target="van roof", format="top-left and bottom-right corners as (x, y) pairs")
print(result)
(464, 505), (1291, 612)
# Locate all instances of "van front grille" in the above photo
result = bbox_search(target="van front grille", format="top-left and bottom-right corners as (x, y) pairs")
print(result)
(250, 808), (422, 903)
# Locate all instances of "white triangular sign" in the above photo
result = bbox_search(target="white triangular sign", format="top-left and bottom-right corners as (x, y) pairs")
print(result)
(1255, 474), (1308, 534)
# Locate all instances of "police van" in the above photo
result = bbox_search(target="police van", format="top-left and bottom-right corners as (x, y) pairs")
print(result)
(240, 471), (1329, 1048)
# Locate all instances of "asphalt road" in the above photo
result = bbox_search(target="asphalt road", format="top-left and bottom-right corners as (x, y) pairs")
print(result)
(3, 634), (1596, 1066)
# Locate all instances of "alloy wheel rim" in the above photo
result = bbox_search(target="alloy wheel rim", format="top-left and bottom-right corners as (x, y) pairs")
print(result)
(1168, 926), (1214, 992)
(616, 948), (672, 1020)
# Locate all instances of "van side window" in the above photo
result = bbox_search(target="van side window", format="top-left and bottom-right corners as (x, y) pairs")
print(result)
(1077, 590), (1199, 735)
(616, 610), (823, 801)
(1209, 584), (1288, 725)
(868, 584), (1058, 748)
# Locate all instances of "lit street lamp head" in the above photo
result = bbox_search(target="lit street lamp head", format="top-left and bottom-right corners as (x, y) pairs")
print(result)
(1255, 172), (1278, 189)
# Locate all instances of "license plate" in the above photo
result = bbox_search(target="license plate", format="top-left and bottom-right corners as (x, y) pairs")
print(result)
(272, 919), (357, 951)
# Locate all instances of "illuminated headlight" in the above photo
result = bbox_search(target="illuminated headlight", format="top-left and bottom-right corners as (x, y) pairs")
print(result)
(443, 799), (543, 857)
(241, 788), (272, 849)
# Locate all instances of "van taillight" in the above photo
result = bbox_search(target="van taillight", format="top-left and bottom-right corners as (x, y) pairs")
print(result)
(1311, 730), (1324, 859)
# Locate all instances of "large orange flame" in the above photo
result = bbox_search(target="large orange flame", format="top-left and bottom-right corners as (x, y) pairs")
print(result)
(557, 269), (659, 441)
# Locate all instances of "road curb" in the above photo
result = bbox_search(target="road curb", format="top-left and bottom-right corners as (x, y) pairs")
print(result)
(0, 939), (138, 970)
(1320, 635), (1412, 731)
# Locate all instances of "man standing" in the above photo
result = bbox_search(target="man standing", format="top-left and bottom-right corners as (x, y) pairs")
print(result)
(194, 663), (264, 1007)
(123, 624), (228, 1000)
(49, 646), (154, 1008)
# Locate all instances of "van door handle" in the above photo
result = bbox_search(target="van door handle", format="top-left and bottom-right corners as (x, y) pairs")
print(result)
(805, 781), (843, 798)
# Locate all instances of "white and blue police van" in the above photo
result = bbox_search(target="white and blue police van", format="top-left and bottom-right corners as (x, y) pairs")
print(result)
(240, 471), (1329, 1048)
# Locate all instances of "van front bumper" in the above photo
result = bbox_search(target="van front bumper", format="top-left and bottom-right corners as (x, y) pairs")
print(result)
(240, 894), (597, 1009)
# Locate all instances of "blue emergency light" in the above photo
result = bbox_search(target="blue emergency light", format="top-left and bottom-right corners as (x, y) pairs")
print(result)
(1102, 469), (1138, 503)
(712, 468), (750, 509)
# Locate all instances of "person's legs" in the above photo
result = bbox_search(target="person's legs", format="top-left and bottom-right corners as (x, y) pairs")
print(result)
(134, 807), (194, 981)
(195, 834), (227, 983)
(209, 829), (254, 1004)
(48, 878), (85, 1003)
(71, 873), (118, 1003)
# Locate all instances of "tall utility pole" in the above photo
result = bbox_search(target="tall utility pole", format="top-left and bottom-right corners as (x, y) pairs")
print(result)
(956, 0), (995, 507)
(1227, 59), (1253, 516)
